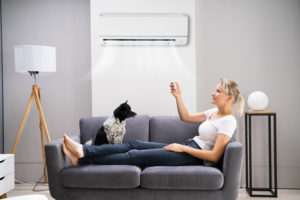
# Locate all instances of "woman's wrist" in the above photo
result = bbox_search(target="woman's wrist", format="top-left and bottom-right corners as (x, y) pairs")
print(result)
(182, 145), (189, 153)
(175, 95), (182, 100)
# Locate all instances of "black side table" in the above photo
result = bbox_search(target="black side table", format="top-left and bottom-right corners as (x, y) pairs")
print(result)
(245, 110), (277, 197)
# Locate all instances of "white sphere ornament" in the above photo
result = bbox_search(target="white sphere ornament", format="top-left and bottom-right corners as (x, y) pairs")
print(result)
(247, 91), (269, 110)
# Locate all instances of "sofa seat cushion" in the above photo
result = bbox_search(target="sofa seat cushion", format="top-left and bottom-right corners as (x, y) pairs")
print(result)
(61, 165), (141, 189)
(141, 166), (223, 190)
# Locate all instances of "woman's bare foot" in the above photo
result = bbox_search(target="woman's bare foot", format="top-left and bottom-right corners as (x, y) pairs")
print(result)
(64, 134), (84, 158)
(62, 141), (79, 166)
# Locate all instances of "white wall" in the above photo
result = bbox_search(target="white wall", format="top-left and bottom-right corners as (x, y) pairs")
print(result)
(91, 0), (196, 116)
(196, 0), (300, 188)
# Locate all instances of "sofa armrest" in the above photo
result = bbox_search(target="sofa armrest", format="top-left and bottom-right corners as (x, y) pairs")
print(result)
(45, 135), (80, 199)
(221, 141), (243, 200)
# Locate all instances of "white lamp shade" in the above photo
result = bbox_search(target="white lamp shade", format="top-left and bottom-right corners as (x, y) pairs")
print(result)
(15, 45), (56, 74)
(247, 91), (269, 110)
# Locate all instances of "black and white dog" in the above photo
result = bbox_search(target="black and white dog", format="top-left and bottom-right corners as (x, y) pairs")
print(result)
(94, 101), (136, 145)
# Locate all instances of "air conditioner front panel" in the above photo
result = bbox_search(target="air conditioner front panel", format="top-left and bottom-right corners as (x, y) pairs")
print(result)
(98, 13), (188, 45)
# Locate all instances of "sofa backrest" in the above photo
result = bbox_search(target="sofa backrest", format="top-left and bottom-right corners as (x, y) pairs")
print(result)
(79, 115), (237, 146)
(149, 116), (199, 144)
(79, 115), (150, 144)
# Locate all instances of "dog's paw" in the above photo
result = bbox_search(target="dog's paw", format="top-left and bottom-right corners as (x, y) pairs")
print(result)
(85, 139), (92, 146)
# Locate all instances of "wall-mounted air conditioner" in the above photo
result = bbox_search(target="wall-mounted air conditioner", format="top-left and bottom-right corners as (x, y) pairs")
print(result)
(98, 13), (189, 46)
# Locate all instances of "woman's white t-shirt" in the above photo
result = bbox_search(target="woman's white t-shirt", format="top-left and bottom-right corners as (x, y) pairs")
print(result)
(193, 107), (237, 150)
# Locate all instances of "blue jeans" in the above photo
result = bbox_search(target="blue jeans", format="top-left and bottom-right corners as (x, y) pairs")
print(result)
(79, 139), (203, 167)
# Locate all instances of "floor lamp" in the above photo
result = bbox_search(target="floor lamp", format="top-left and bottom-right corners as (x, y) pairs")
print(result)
(12, 45), (56, 183)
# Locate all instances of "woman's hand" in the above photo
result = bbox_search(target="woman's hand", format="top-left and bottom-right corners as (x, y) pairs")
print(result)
(170, 81), (181, 98)
(164, 143), (186, 152)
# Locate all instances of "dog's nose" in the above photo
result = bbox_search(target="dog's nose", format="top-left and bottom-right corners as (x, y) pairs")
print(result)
(131, 112), (137, 116)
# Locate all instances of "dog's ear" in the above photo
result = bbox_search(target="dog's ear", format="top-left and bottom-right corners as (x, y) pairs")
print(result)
(125, 100), (128, 104)
(114, 101), (136, 122)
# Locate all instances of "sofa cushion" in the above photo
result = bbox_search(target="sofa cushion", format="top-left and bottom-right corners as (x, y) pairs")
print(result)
(141, 166), (223, 190)
(150, 116), (199, 144)
(80, 115), (150, 144)
(60, 165), (141, 189)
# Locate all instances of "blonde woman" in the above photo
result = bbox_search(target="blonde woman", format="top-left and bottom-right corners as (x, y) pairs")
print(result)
(63, 78), (244, 166)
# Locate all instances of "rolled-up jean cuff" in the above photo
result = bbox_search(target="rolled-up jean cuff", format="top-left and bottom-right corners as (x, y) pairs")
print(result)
(78, 157), (84, 165)
(83, 145), (88, 156)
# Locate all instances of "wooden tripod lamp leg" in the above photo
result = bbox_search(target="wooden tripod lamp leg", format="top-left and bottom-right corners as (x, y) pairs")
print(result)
(37, 87), (48, 183)
(39, 120), (48, 183)
(11, 91), (35, 153)
(33, 86), (51, 142)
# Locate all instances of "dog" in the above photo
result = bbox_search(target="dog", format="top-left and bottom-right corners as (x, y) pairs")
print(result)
(93, 101), (136, 145)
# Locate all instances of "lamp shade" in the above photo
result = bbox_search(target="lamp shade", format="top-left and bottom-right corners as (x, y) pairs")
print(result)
(247, 91), (269, 110)
(15, 45), (56, 74)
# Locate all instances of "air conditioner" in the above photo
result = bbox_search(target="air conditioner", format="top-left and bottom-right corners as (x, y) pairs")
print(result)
(98, 13), (189, 46)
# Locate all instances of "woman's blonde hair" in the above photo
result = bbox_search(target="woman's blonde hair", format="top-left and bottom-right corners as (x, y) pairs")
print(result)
(219, 78), (244, 116)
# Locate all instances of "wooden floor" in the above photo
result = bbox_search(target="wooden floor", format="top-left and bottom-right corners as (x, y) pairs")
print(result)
(5, 183), (300, 200)
(6, 183), (54, 200)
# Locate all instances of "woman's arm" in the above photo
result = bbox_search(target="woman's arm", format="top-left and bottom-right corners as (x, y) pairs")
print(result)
(164, 133), (231, 163)
(170, 82), (206, 124)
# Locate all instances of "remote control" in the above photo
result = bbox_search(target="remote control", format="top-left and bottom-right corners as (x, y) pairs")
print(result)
(173, 81), (176, 90)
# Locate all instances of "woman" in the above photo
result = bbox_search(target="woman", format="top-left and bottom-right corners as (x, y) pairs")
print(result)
(63, 78), (244, 166)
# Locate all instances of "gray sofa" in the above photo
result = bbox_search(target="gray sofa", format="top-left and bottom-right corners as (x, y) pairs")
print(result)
(45, 115), (243, 200)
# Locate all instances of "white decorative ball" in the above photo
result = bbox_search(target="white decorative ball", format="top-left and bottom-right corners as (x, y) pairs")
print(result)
(247, 91), (269, 110)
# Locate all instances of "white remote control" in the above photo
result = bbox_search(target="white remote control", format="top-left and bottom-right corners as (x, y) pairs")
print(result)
(173, 81), (176, 90)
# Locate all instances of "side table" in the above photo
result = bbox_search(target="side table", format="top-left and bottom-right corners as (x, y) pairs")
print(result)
(245, 110), (277, 197)
(0, 154), (15, 199)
